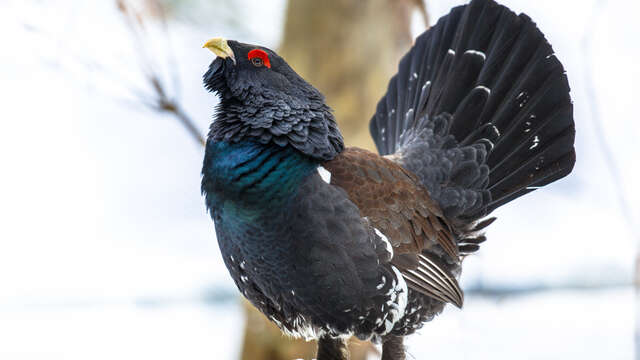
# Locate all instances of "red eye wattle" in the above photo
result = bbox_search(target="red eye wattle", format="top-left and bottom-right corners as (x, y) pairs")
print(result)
(248, 49), (271, 68)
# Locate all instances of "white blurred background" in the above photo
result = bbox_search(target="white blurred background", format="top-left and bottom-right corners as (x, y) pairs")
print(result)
(0, 0), (637, 359)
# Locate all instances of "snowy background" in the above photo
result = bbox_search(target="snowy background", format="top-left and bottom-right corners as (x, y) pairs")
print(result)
(0, 0), (637, 359)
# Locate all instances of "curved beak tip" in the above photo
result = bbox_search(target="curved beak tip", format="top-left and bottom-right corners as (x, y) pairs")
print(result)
(203, 37), (236, 64)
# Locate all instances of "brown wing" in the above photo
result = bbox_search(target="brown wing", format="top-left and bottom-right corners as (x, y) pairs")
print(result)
(323, 147), (463, 307)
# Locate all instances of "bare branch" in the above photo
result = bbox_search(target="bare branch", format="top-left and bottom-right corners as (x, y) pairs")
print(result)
(116, 0), (205, 147)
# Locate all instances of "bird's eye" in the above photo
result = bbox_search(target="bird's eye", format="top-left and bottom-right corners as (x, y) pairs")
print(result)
(251, 57), (263, 67)
(247, 49), (271, 69)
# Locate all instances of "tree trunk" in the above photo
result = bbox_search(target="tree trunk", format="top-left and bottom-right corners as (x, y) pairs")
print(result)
(240, 1), (427, 359)
(279, 0), (418, 150)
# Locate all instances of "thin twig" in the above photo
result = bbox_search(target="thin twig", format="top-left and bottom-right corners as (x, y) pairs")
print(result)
(116, 0), (205, 147)
(158, 95), (206, 146)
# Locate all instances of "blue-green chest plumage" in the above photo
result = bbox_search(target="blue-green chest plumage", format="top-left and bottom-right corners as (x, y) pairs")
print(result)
(200, 139), (408, 339)
(201, 139), (319, 271)
(202, 140), (319, 217)
(201, 140), (321, 321)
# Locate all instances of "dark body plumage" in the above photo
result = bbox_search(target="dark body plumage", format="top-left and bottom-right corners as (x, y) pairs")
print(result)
(202, 141), (406, 338)
(201, 0), (575, 358)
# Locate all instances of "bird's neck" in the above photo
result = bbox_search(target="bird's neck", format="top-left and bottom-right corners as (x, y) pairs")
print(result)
(208, 96), (344, 161)
(201, 140), (318, 217)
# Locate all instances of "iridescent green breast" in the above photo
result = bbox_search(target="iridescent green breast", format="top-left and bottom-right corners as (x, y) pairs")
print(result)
(201, 140), (319, 217)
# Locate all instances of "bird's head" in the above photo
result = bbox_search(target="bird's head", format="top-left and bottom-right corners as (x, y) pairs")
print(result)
(202, 38), (344, 161)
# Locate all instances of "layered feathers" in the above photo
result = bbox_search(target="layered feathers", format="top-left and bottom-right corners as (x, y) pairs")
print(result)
(204, 144), (409, 339)
(201, 0), (576, 350)
(361, 0), (575, 332)
(370, 0), (575, 224)
(204, 42), (344, 161)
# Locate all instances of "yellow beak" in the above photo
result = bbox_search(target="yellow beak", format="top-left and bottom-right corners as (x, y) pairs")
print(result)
(203, 37), (236, 64)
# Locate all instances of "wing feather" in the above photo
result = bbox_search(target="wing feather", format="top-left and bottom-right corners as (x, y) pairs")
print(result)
(323, 147), (464, 307)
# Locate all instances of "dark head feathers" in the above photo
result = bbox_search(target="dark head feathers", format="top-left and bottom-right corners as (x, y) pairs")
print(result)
(203, 40), (344, 161)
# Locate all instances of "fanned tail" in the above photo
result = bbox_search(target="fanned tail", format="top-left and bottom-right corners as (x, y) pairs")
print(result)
(369, 0), (575, 223)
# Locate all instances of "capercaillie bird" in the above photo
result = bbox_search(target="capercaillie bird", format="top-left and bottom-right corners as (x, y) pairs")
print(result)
(200, 0), (576, 358)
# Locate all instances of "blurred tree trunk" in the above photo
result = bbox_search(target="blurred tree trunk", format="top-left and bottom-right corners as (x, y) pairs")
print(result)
(240, 1), (428, 359)
(278, 0), (422, 151)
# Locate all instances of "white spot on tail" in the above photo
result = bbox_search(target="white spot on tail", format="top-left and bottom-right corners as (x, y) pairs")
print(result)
(317, 166), (331, 184)
(448, 49), (456, 56)
(529, 135), (540, 150)
(475, 85), (491, 95)
(464, 49), (486, 61)
(422, 80), (432, 91)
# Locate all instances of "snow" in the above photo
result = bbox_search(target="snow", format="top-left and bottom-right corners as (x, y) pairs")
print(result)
(0, 300), (244, 360)
(406, 287), (633, 359)
(0, 288), (630, 359)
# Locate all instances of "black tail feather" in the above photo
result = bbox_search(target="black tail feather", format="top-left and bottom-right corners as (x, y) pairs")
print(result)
(369, 0), (575, 222)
